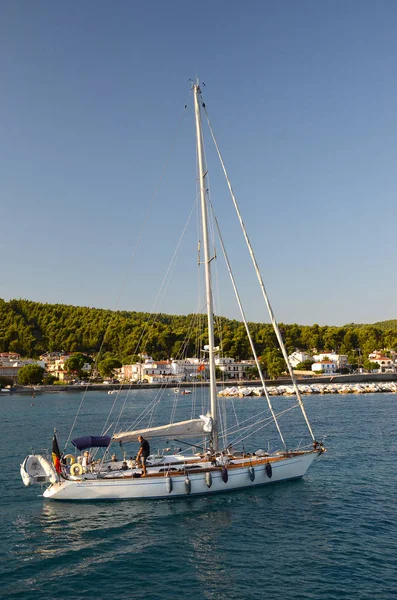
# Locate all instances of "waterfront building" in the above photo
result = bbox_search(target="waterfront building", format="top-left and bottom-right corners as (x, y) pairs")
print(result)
(171, 358), (208, 381)
(311, 360), (337, 374)
(214, 356), (255, 379)
(119, 357), (181, 383)
(368, 352), (396, 373)
(312, 352), (348, 369)
(0, 352), (21, 361)
(0, 358), (45, 384)
(118, 356), (210, 382)
(41, 353), (91, 381)
(288, 351), (312, 368)
(369, 349), (397, 362)
(118, 363), (143, 382)
(119, 355), (255, 383)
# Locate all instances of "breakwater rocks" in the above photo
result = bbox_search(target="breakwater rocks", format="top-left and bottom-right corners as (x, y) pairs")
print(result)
(218, 382), (397, 397)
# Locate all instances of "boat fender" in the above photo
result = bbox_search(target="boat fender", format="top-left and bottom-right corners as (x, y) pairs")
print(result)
(166, 476), (173, 494)
(63, 453), (75, 466)
(221, 466), (228, 483)
(265, 462), (272, 479)
(205, 472), (212, 488)
(70, 463), (83, 477)
(248, 466), (255, 482)
(185, 476), (191, 495)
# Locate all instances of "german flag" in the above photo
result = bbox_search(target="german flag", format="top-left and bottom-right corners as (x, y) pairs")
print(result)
(52, 433), (62, 473)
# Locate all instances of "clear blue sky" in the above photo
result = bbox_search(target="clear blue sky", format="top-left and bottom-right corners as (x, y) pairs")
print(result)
(1, 1), (396, 326)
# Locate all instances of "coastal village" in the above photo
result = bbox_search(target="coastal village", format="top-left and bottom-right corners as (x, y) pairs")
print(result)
(1, 348), (397, 396)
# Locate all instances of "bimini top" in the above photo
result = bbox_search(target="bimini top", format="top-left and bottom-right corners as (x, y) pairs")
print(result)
(71, 435), (111, 451)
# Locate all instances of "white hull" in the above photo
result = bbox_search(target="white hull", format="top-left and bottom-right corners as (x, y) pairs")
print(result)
(43, 451), (319, 501)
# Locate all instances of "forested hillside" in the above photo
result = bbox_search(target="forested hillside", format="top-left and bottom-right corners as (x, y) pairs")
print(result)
(1, 298), (396, 363)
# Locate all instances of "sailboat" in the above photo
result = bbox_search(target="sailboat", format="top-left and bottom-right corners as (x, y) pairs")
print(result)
(20, 82), (326, 501)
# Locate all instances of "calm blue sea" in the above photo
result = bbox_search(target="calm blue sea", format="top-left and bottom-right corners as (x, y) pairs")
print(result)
(1, 390), (396, 600)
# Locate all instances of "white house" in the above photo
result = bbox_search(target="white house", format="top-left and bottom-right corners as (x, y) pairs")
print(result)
(288, 351), (311, 368)
(214, 356), (255, 379)
(144, 373), (183, 384)
(142, 358), (173, 378)
(118, 363), (142, 382)
(42, 354), (91, 381)
(368, 353), (395, 373)
(0, 358), (46, 384)
(369, 349), (396, 361)
(313, 352), (348, 369)
(312, 361), (337, 374)
(170, 359), (209, 381)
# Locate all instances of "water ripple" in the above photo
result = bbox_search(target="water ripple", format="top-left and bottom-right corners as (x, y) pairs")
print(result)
(2, 392), (397, 599)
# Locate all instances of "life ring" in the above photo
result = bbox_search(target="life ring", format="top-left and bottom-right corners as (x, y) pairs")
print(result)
(70, 463), (83, 476)
(63, 454), (76, 466)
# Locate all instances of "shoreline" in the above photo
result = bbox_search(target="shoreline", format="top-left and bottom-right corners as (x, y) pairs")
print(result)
(4, 372), (397, 395)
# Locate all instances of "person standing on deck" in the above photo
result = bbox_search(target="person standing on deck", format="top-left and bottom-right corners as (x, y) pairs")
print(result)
(136, 435), (150, 477)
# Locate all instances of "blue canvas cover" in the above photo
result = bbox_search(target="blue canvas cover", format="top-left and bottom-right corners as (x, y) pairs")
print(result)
(71, 435), (111, 451)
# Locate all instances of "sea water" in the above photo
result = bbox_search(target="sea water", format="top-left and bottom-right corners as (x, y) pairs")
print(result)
(1, 390), (396, 599)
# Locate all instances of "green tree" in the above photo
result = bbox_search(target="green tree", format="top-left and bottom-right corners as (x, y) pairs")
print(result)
(64, 353), (91, 378)
(363, 360), (379, 372)
(261, 350), (286, 380)
(98, 358), (122, 379)
(2, 297), (397, 367)
(267, 357), (286, 379)
(244, 366), (258, 380)
(43, 373), (59, 385)
(295, 359), (314, 370)
(215, 367), (223, 379)
(17, 364), (45, 385)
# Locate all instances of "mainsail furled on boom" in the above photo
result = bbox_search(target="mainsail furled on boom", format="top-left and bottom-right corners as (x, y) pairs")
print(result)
(112, 415), (213, 443)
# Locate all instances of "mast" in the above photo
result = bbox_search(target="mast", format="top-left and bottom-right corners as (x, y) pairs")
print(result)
(193, 82), (219, 451)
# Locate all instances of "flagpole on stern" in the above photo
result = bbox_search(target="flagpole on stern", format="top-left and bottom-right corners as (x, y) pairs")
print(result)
(52, 428), (62, 474)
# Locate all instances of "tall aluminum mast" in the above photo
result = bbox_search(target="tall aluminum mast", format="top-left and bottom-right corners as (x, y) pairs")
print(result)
(193, 82), (219, 451)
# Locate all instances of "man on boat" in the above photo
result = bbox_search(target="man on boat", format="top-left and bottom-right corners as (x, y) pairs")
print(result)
(136, 435), (150, 477)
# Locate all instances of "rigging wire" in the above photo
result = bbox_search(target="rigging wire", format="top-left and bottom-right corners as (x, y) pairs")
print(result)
(64, 91), (192, 452)
(109, 189), (204, 438)
(207, 198), (287, 448)
(202, 101), (316, 443)
(229, 404), (299, 448)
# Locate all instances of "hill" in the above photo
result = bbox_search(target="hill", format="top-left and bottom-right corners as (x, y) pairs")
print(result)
(345, 320), (397, 331)
(1, 298), (397, 362)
